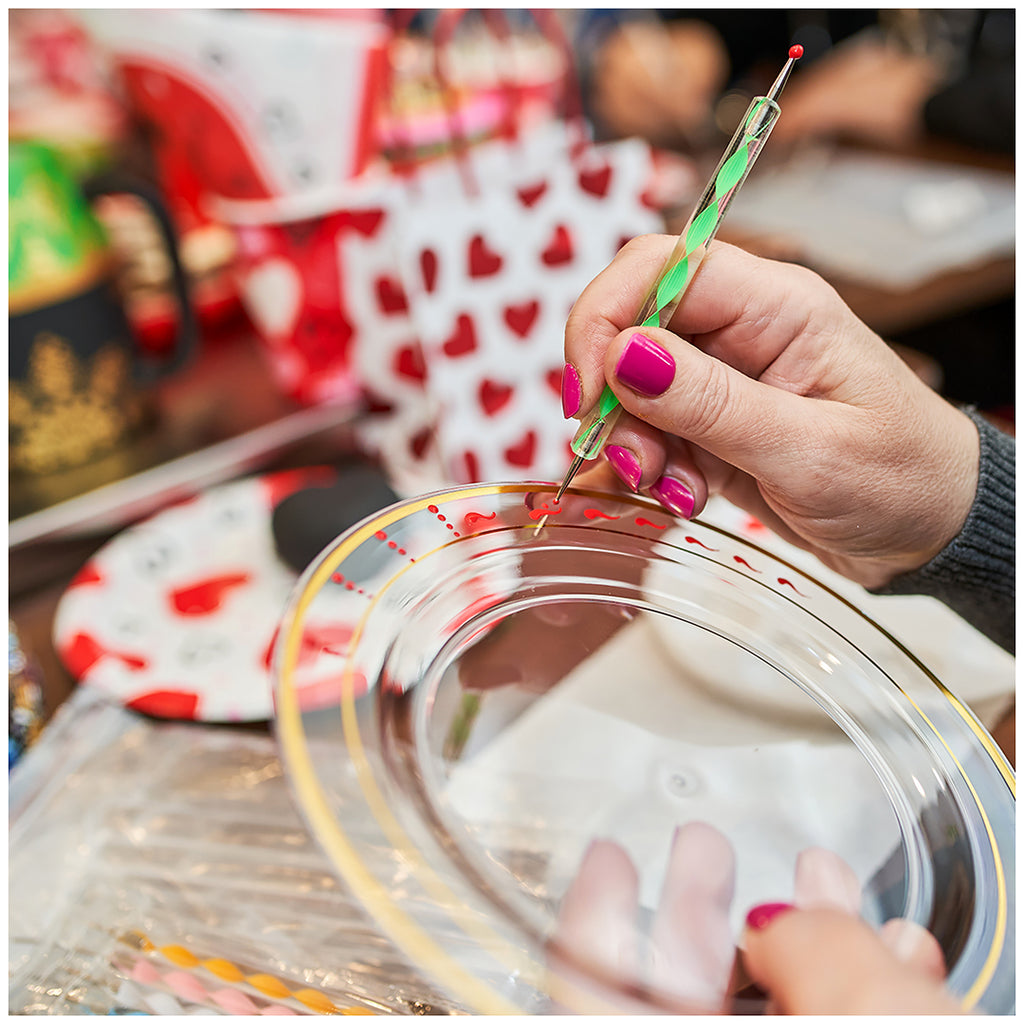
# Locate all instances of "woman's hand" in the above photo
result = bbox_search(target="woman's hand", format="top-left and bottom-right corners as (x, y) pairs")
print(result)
(589, 19), (728, 148)
(550, 822), (961, 1014)
(562, 238), (979, 589)
(742, 905), (961, 1014)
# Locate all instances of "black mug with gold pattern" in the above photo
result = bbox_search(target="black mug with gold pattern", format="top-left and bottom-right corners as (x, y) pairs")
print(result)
(9, 140), (197, 476)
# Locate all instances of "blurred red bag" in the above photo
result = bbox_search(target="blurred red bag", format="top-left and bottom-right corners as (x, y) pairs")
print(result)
(388, 11), (663, 485)
(218, 12), (665, 494)
(84, 10), (388, 209)
(214, 163), (443, 490)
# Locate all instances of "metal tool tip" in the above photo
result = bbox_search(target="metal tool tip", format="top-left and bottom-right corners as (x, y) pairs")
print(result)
(554, 453), (586, 503)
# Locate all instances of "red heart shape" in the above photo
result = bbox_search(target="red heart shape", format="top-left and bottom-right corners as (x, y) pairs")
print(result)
(442, 314), (478, 357)
(376, 275), (409, 315)
(541, 224), (574, 267)
(410, 427), (432, 460)
(503, 300), (539, 338)
(468, 234), (503, 277)
(344, 208), (386, 237)
(362, 390), (395, 414)
(393, 343), (426, 383)
(479, 379), (514, 416)
(517, 181), (548, 207)
(504, 430), (537, 468)
(545, 368), (563, 397)
(579, 163), (612, 198)
(462, 450), (481, 481)
(420, 248), (439, 292)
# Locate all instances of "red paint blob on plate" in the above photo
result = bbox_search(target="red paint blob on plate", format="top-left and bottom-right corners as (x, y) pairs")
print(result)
(60, 631), (149, 677)
(169, 573), (251, 616)
(126, 689), (201, 719)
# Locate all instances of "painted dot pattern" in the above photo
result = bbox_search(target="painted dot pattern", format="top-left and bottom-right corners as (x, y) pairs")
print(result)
(375, 528), (417, 561)
(325, 495), (813, 609)
(428, 504), (461, 536)
(331, 572), (372, 599)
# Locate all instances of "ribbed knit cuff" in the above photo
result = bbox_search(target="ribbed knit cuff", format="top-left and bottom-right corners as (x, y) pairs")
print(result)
(871, 408), (1015, 653)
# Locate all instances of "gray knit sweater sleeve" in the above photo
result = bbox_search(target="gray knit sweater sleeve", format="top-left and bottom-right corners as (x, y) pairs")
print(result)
(871, 409), (1015, 653)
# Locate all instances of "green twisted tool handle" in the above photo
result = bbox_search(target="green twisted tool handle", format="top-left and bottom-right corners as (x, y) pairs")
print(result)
(569, 95), (781, 462)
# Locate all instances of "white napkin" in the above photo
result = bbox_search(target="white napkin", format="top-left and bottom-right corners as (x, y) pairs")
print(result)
(444, 613), (901, 934)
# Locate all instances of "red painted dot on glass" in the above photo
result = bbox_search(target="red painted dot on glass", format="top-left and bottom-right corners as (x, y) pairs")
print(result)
(374, 528), (417, 560)
(331, 572), (370, 597)
(583, 509), (620, 521)
(428, 504), (460, 536)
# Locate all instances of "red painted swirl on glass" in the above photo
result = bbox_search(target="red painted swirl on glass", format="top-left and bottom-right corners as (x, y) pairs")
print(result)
(777, 577), (807, 596)
(528, 503), (561, 520)
(635, 517), (666, 530)
(684, 536), (718, 551)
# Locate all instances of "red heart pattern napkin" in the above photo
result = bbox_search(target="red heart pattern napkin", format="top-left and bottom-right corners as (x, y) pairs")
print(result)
(394, 124), (663, 484)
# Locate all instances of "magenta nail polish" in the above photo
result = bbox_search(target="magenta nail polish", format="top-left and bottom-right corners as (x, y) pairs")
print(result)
(650, 475), (695, 519)
(605, 445), (641, 491)
(745, 902), (794, 931)
(561, 363), (581, 418)
(615, 333), (675, 397)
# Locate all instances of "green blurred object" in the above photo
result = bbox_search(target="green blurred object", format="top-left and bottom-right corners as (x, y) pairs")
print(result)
(9, 139), (110, 314)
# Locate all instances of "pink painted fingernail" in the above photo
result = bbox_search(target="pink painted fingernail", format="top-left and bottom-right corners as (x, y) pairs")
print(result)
(650, 475), (694, 518)
(745, 902), (795, 931)
(605, 445), (641, 491)
(561, 363), (582, 418)
(615, 333), (675, 397)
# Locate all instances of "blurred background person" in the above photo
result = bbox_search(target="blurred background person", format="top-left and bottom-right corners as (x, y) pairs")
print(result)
(575, 8), (1014, 423)
(578, 9), (1012, 155)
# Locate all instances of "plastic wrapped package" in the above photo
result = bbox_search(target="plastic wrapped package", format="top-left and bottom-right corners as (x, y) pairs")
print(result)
(9, 687), (465, 1015)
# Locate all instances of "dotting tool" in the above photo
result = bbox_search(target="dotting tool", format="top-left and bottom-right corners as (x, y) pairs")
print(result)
(550, 45), (803, 508)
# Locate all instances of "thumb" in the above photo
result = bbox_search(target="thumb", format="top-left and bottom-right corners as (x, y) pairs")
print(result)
(605, 328), (816, 478)
(741, 906), (963, 1015)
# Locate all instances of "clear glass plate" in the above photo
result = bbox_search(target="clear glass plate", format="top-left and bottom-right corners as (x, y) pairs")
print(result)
(274, 482), (1014, 1014)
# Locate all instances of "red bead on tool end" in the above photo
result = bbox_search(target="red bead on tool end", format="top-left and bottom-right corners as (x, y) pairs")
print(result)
(789, 44), (804, 59)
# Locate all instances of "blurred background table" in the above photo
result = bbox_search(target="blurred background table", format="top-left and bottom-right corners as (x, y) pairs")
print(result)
(9, 325), (361, 725)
